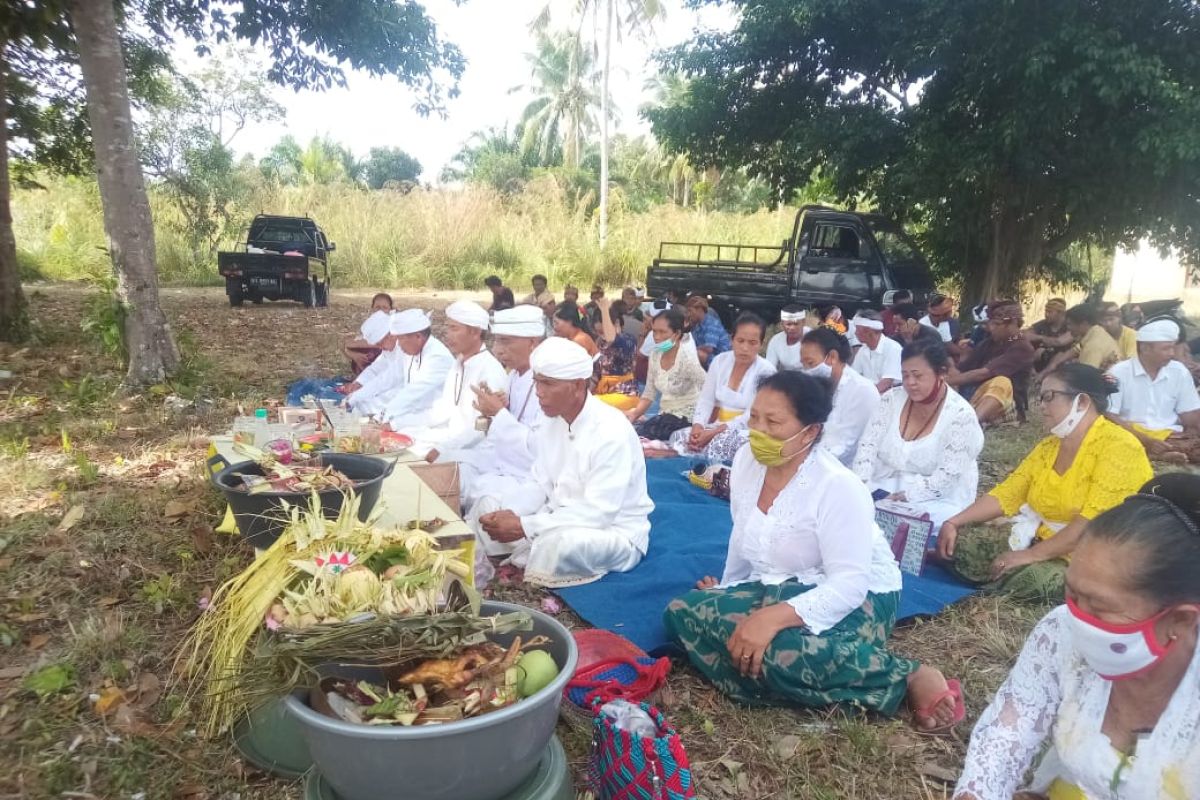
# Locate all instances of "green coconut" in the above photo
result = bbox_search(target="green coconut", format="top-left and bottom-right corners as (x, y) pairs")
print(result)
(515, 650), (559, 698)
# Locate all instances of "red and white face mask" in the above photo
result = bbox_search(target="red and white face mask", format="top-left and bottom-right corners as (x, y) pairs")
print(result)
(1066, 597), (1176, 680)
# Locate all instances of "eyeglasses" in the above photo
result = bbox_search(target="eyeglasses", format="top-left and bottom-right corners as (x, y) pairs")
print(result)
(1038, 389), (1075, 404)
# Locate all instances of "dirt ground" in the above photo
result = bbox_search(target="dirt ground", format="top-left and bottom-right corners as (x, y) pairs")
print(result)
(0, 284), (1047, 800)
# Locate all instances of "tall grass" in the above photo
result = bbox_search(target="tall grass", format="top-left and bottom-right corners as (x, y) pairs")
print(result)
(13, 176), (797, 290)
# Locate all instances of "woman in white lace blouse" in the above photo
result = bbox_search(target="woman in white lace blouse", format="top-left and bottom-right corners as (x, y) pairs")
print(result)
(664, 371), (964, 730)
(626, 307), (707, 439)
(852, 336), (985, 527)
(955, 473), (1200, 800)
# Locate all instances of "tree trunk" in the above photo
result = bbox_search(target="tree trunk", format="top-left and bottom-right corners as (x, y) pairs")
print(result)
(0, 45), (29, 343)
(598, 0), (613, 250)
(69, 0), (179, 386)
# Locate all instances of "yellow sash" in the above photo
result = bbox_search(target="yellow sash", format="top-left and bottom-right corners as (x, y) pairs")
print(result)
(1131, 423), (1173, 442)
(717, 407), (742, 423)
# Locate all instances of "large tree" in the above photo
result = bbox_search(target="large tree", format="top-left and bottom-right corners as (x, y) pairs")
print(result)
(61, 0), (464, 385)
(649, 0), (1200, 301)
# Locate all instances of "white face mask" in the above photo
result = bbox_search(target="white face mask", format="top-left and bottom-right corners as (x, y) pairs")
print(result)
(1050, 394), (1088, 438)
(1066, 598), (1176, 680)
(802, 361), (833, 379)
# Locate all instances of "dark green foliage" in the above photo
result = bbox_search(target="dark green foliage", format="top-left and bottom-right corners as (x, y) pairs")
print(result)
(650, 0), (1200, 298)
(364, 146), (422, 189)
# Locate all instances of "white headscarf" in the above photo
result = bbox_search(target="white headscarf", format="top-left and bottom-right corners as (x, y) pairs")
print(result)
(530, 337), (594, 380)
(445, 300), (490, 331)
(492, 305), (546, 338)
(1137, 319), (1180, 343)
(360, 310), (392, 345)
(390, 308), (432, 335)
(851, 315), (884, 331)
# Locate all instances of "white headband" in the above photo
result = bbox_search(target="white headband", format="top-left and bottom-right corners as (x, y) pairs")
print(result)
(1137, 319), (1180, 343)
(852, 316), (884, 331)
(445, 300), (490, 331)
(780, 311), (806, 323)
(492, 305), (546, 338)
(530, 337), (594, 380)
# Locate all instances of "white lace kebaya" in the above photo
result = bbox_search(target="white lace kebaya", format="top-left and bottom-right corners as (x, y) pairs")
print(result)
(720, 444), (902, 634)
(955, 606), (1200, 800)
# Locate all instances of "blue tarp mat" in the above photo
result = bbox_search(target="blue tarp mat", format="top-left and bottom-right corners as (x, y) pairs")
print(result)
(556, 457), (978, 656)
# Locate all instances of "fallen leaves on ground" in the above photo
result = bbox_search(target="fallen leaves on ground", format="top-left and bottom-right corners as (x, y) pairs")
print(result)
(57, 504), (86, 532)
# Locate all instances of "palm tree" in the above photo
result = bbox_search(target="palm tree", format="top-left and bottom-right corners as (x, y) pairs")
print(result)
(538, 0), (664, 248)
(514, 30), (598, 169)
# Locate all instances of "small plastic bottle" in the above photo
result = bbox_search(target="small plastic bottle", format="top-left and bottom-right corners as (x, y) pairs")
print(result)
(253, 408), (270, 447)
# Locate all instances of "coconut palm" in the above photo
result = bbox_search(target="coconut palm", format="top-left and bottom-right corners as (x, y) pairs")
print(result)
(514, 30), (599, 169)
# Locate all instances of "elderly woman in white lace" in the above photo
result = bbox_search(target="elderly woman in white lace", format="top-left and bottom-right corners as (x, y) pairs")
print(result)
(954, 473), (1200, 800)
(664, 371), (964, 730)
(852, 336), (985, 528)
(668, 313), (776, 463)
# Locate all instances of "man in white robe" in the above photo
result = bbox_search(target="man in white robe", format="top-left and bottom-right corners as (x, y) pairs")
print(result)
(458, 305), (548, 514)
(371, 309), (454, 429)
(409, 300), (507, 459)
(850, 310), (903, 393)
(474, 337), (654, 587)
(341, 310), (402, 417)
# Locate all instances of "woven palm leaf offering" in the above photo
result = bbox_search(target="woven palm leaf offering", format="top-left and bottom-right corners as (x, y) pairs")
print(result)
(177, 493), (538, 737)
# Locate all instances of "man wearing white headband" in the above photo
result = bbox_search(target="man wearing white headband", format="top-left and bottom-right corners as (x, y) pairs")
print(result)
(408, 300), (507, 460)
(456, 305), (549, 516)
(1107, 318), (1200, 462)
(347, 308), (454, 425)
(342, 310), (403, 416)
(473, 337), (654, 587)
(766, 305), (810, 370)
(850, 309), (902, 393)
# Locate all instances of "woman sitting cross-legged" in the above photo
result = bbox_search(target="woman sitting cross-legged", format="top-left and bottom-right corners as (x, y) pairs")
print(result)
(625, 307), (707, 441)
(663, 371), (964, 731)
(852, 336), (985, 528)
(937, 363), (1152, 603)
(667, 312), (776, 463)
(954, 473), (1200, 800)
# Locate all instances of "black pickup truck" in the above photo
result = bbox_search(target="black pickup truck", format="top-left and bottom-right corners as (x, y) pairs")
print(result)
(217, 215), (334, 308)
(645, 205), (935, 325)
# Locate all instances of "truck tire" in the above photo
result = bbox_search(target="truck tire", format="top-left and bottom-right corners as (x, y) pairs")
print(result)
(227, 278), (244, 307)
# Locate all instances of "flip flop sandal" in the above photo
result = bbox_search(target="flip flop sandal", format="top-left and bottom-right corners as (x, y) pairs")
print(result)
(912, 678), (965, 736)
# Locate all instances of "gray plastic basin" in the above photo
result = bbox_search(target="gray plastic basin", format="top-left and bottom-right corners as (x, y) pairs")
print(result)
(284, 601), (578, 800)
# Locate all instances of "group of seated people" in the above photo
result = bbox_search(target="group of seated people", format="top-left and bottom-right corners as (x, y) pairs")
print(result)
(331, 283), (1200, 798)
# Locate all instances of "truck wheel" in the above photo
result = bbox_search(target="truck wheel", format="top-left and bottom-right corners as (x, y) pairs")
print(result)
(303, 280), (317, 308)
(227, 278), (244, 307)
(251, 293), (264, 305)
(315, 282), (329, 308)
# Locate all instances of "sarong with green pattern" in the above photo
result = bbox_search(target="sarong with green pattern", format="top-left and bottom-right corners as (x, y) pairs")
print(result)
(951, 525), (1067, 604)
(662, 581), (918, 715)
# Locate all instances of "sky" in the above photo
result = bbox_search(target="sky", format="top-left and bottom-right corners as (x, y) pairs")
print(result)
(175, 0), (735, 182)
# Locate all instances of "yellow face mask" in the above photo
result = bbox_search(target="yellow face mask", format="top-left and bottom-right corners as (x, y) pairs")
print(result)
(748, 426), (813, 467)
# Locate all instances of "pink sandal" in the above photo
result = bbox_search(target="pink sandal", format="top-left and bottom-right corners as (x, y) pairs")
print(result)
(912, 678), (965, 735)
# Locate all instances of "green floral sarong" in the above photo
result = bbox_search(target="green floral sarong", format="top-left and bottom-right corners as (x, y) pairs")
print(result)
(951, 525), (1067, 604)
(663, 581), (918, 715)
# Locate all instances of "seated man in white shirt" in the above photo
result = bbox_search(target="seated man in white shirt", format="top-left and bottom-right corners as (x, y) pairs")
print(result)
(341, 310), (402, 417)
(800, 327), (880, 465)
(473, 337), (655, 587)
(414, 300), (507, 462)
(458, 305), (548, 515)
(851, 309), (903, 392)
(1106, 318), (1200, 463)
(358, 308), (455, 429)
(766, 305), (809, 370)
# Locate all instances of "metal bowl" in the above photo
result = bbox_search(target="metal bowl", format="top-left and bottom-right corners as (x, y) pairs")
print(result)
(284, 601), (579, 800)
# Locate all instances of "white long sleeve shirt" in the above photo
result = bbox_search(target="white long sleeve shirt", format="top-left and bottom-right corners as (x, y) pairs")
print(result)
(409, 346), (508, 454)
(379, 337), (455, 427)
(720, 446), (902, 635)
(821, 367), (881, 465)
(346, 346), (404, 416)
(693, 352), (777, 430)
(956, 605), (1200, 800)
(851, 336), (903, 385)
(519, 395), (654, 553)
(1107, 356), (1200, 432)
(852, 387), (984, 524)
